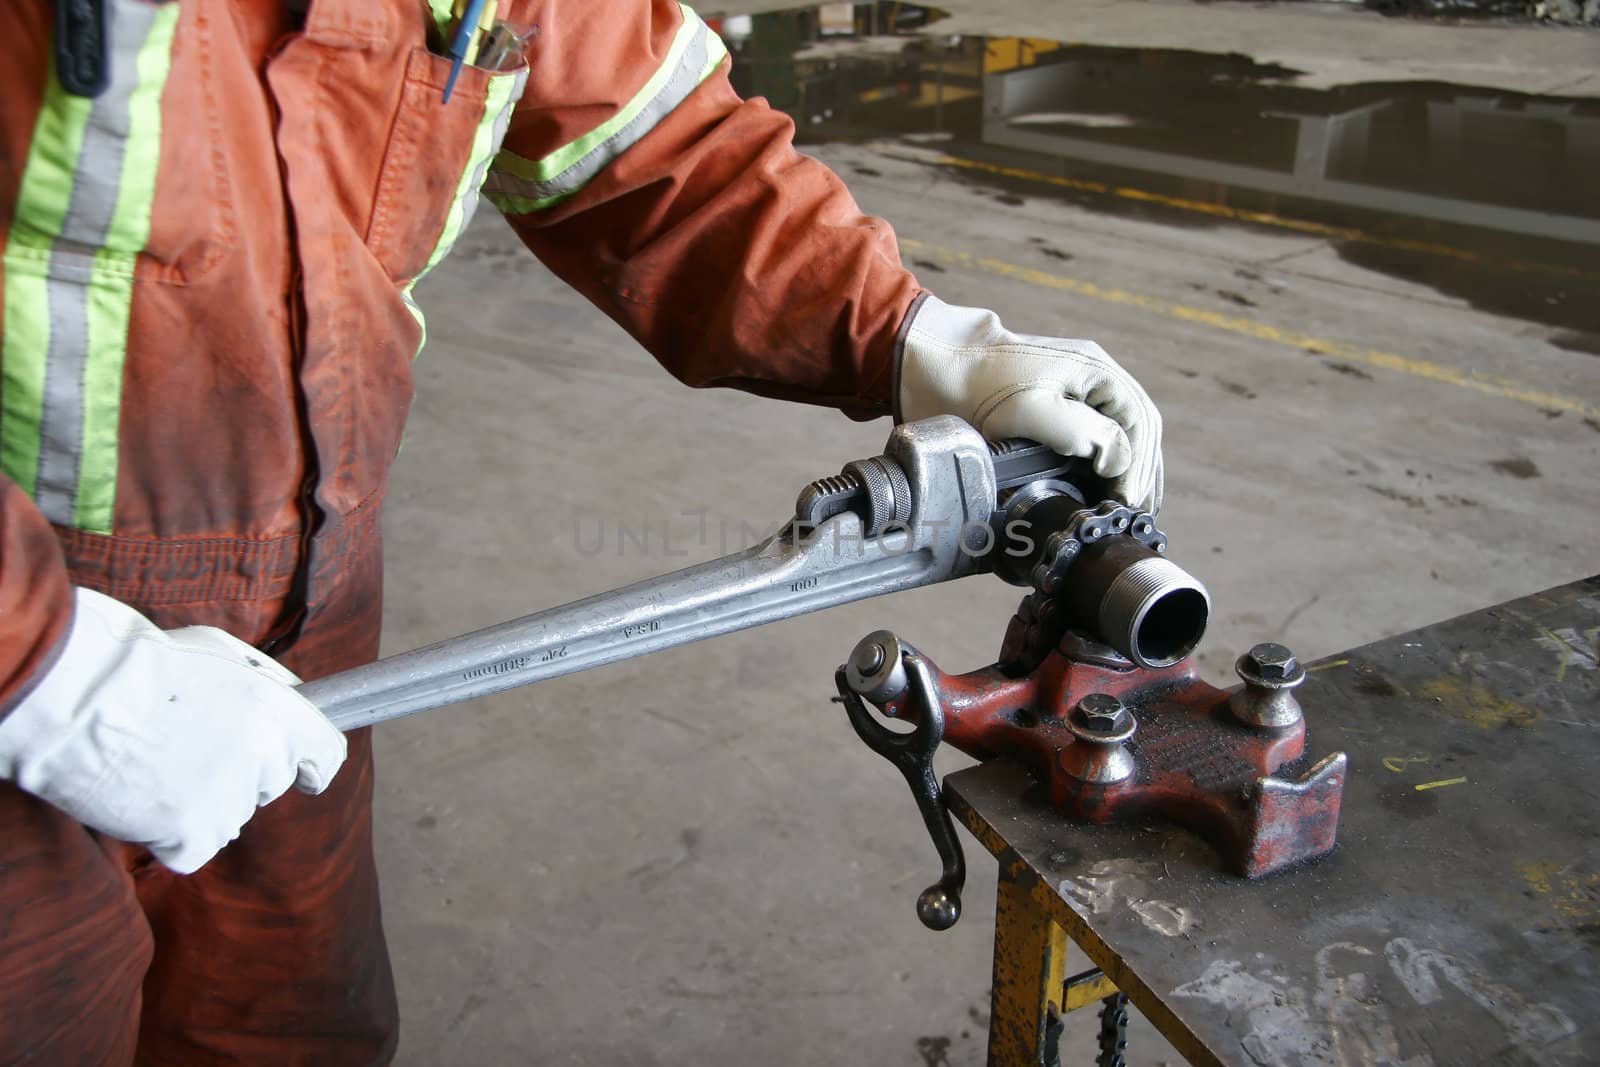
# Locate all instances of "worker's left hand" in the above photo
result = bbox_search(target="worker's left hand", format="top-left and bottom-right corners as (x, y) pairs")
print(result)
(0, 588), (346, 874)
(898, 295), (1163, 513)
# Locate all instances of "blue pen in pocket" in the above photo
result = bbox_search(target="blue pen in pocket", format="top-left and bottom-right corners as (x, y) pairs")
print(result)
(441, 0), (490, 103)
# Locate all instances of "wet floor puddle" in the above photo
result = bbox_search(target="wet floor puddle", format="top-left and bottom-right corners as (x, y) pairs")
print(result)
(710, 3), (1600, 342)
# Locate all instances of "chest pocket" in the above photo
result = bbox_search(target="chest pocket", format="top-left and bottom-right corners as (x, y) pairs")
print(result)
(365, 48), (528, 288)
(6, 1), (231, 290)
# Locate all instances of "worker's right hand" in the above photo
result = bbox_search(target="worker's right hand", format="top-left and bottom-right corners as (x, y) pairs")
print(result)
(0, 588), (346, 874)
(899, 296), (1164, 513)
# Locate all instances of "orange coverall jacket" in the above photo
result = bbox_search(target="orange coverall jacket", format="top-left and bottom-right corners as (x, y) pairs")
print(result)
(0, 1), (921, 1060)
(0, 0), (921, 709)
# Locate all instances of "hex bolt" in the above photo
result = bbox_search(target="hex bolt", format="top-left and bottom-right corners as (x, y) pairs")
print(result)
(1243, 642), (1299, 681)
(1231, 642), (1306, 730)
(1065, 693), (1137, 784)
(1074, 693), (1131, 734)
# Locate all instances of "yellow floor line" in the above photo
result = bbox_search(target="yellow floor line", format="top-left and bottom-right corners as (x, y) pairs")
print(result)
(899, 238), (1600, 419)
(917, 153), (1600, 284)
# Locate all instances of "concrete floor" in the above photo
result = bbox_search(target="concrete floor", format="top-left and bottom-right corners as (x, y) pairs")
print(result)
(375, 13), (1599, 1064)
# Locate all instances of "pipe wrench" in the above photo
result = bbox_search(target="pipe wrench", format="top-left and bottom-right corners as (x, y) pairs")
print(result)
(301, 416), (1208, 730)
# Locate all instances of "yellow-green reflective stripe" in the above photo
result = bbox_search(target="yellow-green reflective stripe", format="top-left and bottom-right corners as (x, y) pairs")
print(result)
(425, 0), (455, 39)
(427, 70), (526, 280)
(403, 68), (529, 355)
(495, 4), (701, 181)
(0, 274), (53, 500)
(2, 0), (177, 532)
(74, 6), (179, 532)
(485, 4), (726, 215)
(1, 68), (94, 498)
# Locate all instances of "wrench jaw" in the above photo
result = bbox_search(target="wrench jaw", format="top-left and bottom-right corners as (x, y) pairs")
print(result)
(786, 415), (999, 585)
(882, 415), (1001, 583)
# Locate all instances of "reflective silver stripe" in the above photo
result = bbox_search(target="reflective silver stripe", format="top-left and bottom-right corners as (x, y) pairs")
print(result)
(484, 16), (714, 209)
(34, 0), (163, 526)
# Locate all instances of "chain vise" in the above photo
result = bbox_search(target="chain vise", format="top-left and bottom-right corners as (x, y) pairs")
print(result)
(838, 491), (1346, 931)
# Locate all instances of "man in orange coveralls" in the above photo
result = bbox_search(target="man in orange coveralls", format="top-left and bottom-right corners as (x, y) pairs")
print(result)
(0, 1), (1163, 1061)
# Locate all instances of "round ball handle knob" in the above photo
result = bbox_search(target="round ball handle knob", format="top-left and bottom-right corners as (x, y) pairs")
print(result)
(917, 886), (962, 932)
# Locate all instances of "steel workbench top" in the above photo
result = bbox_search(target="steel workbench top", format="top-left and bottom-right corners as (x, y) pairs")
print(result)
(945, 575), (1600, 1066)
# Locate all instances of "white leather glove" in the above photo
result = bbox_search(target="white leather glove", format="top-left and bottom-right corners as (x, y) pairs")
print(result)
(899, 295), (1164, 512)
(0, 588), (347, 874)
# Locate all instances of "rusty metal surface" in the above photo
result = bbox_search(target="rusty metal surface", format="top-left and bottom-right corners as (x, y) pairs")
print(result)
(946, 576), (1600, 1066)
(878, 626), (1345, 881)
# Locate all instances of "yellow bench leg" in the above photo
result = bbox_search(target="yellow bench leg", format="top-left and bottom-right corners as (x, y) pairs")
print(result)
(986, 865), (1069, 1066)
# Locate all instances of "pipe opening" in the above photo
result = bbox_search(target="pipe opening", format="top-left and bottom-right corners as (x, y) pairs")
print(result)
(1085, 549), (1211, 669)
(1130, 585), (1210, 668)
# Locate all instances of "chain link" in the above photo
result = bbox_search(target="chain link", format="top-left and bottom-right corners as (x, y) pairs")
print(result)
(1098, 992), (1131, 1067)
